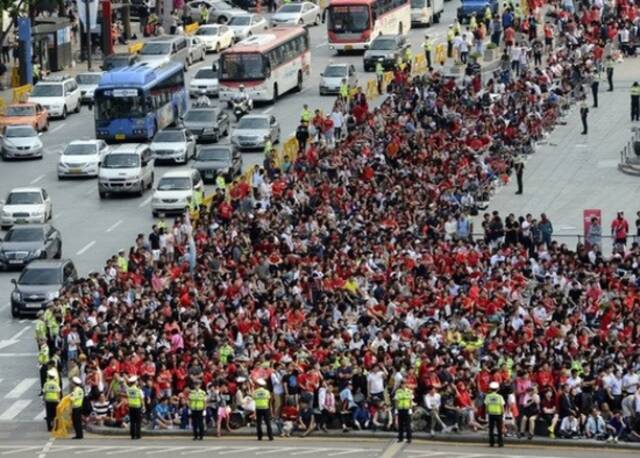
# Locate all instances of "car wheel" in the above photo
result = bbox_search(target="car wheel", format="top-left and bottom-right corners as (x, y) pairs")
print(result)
(1, 225), (10, 230)
(74, 101), (80, 113)
(218, 16), (227, 24)
(215, 43), (221, 53)
(99, 191), (107, 199)
(298, 18), (304, 25)
(187, 55), (193, 66)
(152, 211), (159, 218)
(148, 173), (154, 189)
(272, 83), (278, 103)
(62, 106), (67, 119)
(11, 307), (19, 319)
(135, 183), (144, 197)
(295, 71), (303, 92)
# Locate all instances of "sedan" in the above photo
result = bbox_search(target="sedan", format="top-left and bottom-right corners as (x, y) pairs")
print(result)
(0, 224), (62, 270)
(75, 72), (103, 104)
(231, 114), (280, 151)
(228, 14), (269, 41)
(187, 0), (244, 24)
(58, 139), (110, 178)
(1, 187), (52, 230)
(189, 66), (219, 98)
(183, 107), (230, 143)
(192, 145), (242, 183)
(195, 24), (235, 52)
(150, 128), (197, 164)
(0, 103), (49, 132)
(319, 63), (358, 95)
(1, 125), (43, 160)
(187, 36), (207, 65)
(271, 2), (321, 27)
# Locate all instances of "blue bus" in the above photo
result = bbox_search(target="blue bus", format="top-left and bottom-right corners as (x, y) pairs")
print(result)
(94, 62), (187, 143)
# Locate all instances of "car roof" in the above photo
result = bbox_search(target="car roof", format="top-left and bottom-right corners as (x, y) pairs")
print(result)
(157, 127), (186, 133)
(8, 187), (43, 194)
(109, 143), (148, 154)
(187, 107), (218, 112)
(23, 259), (71, 269)
(160, 170), (194, 178)
(76, 71), (104, 75)
(325, 63), (349, 68)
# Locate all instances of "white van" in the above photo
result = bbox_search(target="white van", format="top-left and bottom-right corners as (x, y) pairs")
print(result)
(138, 36), (189, 69)
(98, 144), (155, 198)
(151, 169), (204, 217)
(410, 0), (444, 26)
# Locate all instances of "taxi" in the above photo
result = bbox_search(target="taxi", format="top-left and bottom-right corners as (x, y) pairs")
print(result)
(0, 103), (49, 132)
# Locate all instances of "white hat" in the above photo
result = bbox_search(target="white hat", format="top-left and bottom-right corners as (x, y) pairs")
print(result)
(489, 382), (499, 390)
(47, 369), (57, 378)
(256, 378), (266, 387)
(128, 375), (138, 383)
(72, 377), (82, 385)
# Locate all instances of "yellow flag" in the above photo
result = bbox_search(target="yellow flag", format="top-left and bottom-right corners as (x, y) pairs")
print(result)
(51, 395), (73, 439)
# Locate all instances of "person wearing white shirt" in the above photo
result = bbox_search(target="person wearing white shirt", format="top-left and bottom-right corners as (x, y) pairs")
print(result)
(622, 371), (639, 395)
(559, 413), (579, 438)
(367, 365), (386, 399)
(424, 386), (448, 435)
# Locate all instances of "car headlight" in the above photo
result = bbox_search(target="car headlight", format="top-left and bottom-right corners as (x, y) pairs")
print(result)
(2, 210), (10, 217)
(32, 209), (44, 216)
(11, 291), (21, 301)
(29, 249), (42, 258)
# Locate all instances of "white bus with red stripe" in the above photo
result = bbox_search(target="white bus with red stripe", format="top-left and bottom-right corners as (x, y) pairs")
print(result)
(327, 0), (411, 52)
(218, 27), (311, 103)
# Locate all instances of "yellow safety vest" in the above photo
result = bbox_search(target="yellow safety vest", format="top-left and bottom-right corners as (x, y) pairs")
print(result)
(72, 386), (84, 408)
(469, 16), (477, 31)
(219, 344), (233, 363)
(47, 315), (59, 337)
(422, 40), (433, 52)
(339, 83), (349, 98)
(254, 387), (271, 409)
(404, 48), (413, 63)
(38, 343), (49, 365)
(447, 29), (454, 42)
(189, 388), (206, 411)
(264, 139), (273, 154)
(484, 7), (492, 20)
(631, 86), (640, 96)
(301, 108), (312, 122)
(127, 385), (143, 408)
(194, 189), (204, 206)
(485, 392), (505, 415)
(215, 175), (226, 190)
(375, 62), (384, 76)
(44, 380), (60, 402)
(395, 388), (412, 409)
(35, 319), (48, 340)
(117, 255), (128, 273)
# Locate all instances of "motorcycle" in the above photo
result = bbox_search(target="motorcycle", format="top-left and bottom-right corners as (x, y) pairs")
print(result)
(232, 97), (252, 121)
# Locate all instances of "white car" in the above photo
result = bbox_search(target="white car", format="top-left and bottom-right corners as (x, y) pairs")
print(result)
(150, 128), (197, 164)
(319, 63), (358, 95)
(151, 169), (204, 217)
(1, 187), (52, 229)
(187, 36), (207, 65)
(194, 24), (235, 52)
(57, 140), (110, 178)
(28, 76), (81, 119)
(271, 2), (321, 27)
(75, 72), (103, 104)
(189, 66), (219, 98)
(228, 14), (269, 41)
(1, 125), (44, 160)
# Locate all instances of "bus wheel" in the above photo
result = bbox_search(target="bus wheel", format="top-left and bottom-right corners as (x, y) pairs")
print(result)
(272, 84), (278, 104)
(295, 71), (303, 92)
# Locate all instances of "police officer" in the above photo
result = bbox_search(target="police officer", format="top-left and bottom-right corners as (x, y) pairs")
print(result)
(37, 338), (49, 392)
(189, 381), (207, 440)
(43, 370), (61, 431)
(422, 34), (433, 68)
(35, 311), (48, 344)
(71, 377), (84, 439)
(126, 376), (143, 440)
(631, 81), (640, 121)
(580, 99), (589, 135)
(591, 68), (600, 108)
(605, 55), (615, 91)
(403, 45), (413, 73)
(301, 104), (312, 123)
(116, 249), (128, 273)
(447, 26), (454, 58)
(394, 379), (413, 443)
(375, 59), (384, 94)
(485, 381), (505, 447)
(339, 78), (349, 103)
(253, 378), (273, 441)
(514, 154), (524, 195)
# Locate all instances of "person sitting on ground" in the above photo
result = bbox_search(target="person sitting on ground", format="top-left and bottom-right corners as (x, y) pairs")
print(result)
(559, 412), (580, 439)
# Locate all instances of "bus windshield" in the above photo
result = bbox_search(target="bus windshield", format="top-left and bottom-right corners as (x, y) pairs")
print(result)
(410, 0), (426, 7)
(219, 53), (265, 81)
(95, 93), (148, 120)
(328, 5), (370, 33)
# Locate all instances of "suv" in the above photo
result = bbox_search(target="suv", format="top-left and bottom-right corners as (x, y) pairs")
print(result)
(98, 144), (155, 198)
(151, 169), (204, 217)
(28, 75), (81, 119)
(363, 34), (409, 72)
(10, 259), (77, 318)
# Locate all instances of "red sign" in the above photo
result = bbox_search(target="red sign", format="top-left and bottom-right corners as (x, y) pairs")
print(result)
(583, 209), (601, 248)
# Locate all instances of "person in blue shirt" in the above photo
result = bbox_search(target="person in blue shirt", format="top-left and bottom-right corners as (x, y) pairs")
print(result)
(353, 402), (372, 430)
(152, 397), (173, 430)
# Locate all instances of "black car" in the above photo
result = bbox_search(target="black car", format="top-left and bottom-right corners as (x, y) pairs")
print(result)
(192, 145), (242, 183)
(182, 107), (230, 143)
(10, 259), (77, 318)
(363, 34), (409, 71)
(101, 53), (139, 71)
(0, 224), (61, 270)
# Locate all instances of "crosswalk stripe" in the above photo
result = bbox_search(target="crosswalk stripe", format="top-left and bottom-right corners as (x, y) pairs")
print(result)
(5, 378), (37, 399)
(34, 410), (46, 421)
(0, 400), (32, 421)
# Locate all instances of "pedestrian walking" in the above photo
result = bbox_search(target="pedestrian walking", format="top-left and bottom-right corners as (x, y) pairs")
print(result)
(485, 381), (505, 447)
(71, 377), (84, 439)
(43, 370), (61, 432)
(253, 378), (273, 441)
(514, 155), (524, 195)
(394, 379), (413, 443)
(126, 376), (143, 440)
(605, 55), (614, 91)
(631, 81), (640, 121)
(580, 99), (589, 135)
(189, 381), (206, 440)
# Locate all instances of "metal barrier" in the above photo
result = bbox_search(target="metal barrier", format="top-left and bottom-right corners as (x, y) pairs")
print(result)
(435, 43), (446, 65)
(11, 84), (31, 103)
(128, 42), (144, 54)
(184, 23), (199, 35)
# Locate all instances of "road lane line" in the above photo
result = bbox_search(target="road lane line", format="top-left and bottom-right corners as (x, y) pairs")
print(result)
(37, 438), (54, 458)
(76, 240), (96, 255)
(34, 410), (46, 421)
(51, 211), (64, 221)
(106, 220), (123, 233)
(138, 196), (153, 208)
(0, 353), (37, 357)
(30, 174), (45, 184)
(315, 40), (328, 48)
(50, 124), (65, 133)
(0, 400), (31, 420)
(4, 378), (37, 399)
(262, 107), (273, 114)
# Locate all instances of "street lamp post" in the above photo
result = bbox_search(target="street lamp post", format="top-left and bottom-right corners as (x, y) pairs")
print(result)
(85, 0), (92, 70)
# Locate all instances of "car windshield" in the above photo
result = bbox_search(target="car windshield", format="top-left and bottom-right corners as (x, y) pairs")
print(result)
(18, 267), (61, 285)
(324, 66), (347, 77)
(76, 74), (102, 84)
(410, 0), (426, 7)
(64, 143), (98, 155)
(5, 228), (45, 242)
(371, 38), (397, 50)
(219, 52), (265, 80)
(229, 15), (251, 25)
(154, 130), (186, 142)
(213, 1), (233, 10)
(31, 84), (63, 97)
(5, 126), (37, 137)
(197, 27), (219, 36)
(158, 177), (191, 190)
(197, 148), (230, 161)
(141, 42), (172, 55)
(195, 69), (217, 79)
(103, 57), (131, 70)
(237, 117), (268, 129)
(102, 153), (139, 168)
(6, 192), (42, 205)
(5, 106), (36, 116)
(184, 110), (216, 122)
(328, 5), (370, 33)
(278, 4), (302, 12)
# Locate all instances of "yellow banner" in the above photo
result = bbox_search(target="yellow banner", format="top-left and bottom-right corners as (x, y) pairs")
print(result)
(51, 395), (73, 439)
(12, 84), (32, 103)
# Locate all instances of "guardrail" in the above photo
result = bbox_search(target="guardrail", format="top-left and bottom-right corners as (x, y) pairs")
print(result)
(11, 84), (31, 103)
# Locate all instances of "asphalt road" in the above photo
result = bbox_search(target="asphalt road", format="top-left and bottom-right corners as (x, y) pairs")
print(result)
(0, 4), (457, 427)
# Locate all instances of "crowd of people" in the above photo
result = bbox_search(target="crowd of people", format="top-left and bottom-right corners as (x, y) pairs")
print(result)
(35, 0), (640, 445)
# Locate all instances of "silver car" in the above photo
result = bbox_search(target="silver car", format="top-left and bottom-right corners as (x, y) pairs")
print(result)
(271, 2), (321, 27)
(231, 114), (280, 151)
(319, 63), (358, 95)
(1, 125), (43, 160)
(75, 72), (103, 104)
(189, 67), (219, 98)
(150, 128), (197, 164)
(187, 37), (207, 65)
(228, 14), (269, 41)
(187, 0), (244, 24)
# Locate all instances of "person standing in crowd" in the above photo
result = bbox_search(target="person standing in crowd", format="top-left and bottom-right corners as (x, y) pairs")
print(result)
(485, 382), (505, 447)
(71, 377), (84, 440)
(514, 155), (524, 195)
(43, 370), (61, 432)
(591, 67), (600, 108)
(631, 81), (640, 122)
(189, 380), (206, 440)
(580, 99), (589, 135)
(422, 34), (433, 68)
(395, 379), (413, 443)
(127, 376), (143, 440)
(253, 378), (273, 441)
(37, 338), (49, 392)
(611, 211), (630, 252)
(605, 55), (615, 91)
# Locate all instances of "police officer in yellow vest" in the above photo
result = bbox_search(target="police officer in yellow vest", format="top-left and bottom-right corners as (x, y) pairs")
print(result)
(215, 173), (227, 192)
(422, 34), (433, 68)
(301, 104), (312, 123)
(469, 14), (478, 32)
(189, 381), (207, 440)
(631, 81), (640, 121)
(253, 378), (273, 441)
(35, 310), (48, 343)
(394, 379), (413, 443)
(485, 381), (505, 447)
(117, 249), (128, 273)
(339, 78), (349, 102)
(447, 26), (454, 58)
(126, 376), (144, 440)
(403, 46), (413, 72)
(43, 370), (61, 431)
(37, 338), (49, 392)
(375, 59), (384, 94)
(264, 138), (273, 155)
(484, 5), (492, 29)
(71, 377), (84, 439)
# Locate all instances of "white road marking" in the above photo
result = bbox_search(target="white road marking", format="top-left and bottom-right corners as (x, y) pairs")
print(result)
(327, 451), (368, 457)
(37, 438), (54, 458)
(106, 219), (123, 233)
(218, 448), (258, 455)
(50, 124), (65, 133)
(4, 378), (37, 399)
(30, 174), (45, 184)
(19, 319), (27, 323)
(262, 107), (274, 114)
(144, 447), (187, 455)
(291, 449), (328, 456)
(0, 353), (37, 357)
(253, 448), (290, 455)
(180, 447), (225, 456)
(138, 196), (153, 208)
(315, 40), (328, 48)
(105, 447), (149, 456)
(0, 325), (32, 349)
(0, 446), (42, 455)
(34, 409), (46, 421)
(51, 211), (64, 221)
(76, 240), (96, 255)
(0, 400), (32, 420)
